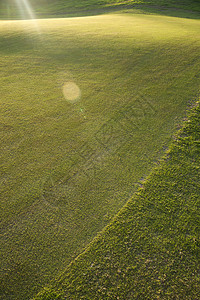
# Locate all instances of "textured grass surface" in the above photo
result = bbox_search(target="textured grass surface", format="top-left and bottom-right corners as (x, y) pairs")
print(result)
(0, 11), (200, 300)
(0, 0), (200, 19)
(34, 100), (200, 299)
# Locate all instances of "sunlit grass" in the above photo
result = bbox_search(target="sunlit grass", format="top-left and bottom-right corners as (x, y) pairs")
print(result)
(0, 12), (200, 299)
(0, 0), (200, 19)
(35, 100), (200, 300)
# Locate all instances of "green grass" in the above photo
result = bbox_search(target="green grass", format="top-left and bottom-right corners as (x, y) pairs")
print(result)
(0, 9), (200, 300)
(0, 0), (200, 19)
(34, 99), (200, 299)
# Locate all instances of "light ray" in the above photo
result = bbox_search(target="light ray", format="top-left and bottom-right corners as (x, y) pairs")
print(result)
(15, 0), (40, 33)
(15, 0), (26, 20)
(20, 0), (36, 20)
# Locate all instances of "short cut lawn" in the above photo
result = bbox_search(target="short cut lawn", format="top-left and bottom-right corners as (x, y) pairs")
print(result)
(35, 99), (200, 300)
(0, 10), (200, 300)
(0, 0), (200, 19)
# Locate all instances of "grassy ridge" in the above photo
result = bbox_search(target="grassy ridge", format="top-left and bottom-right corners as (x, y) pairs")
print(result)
(35, 99), (200, 299)
(0, 0), (200, 19)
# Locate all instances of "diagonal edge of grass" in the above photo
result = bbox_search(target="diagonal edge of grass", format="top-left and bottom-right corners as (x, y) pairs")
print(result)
(33, 98), (200, 299)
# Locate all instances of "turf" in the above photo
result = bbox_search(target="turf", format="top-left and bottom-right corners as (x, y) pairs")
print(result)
(34, 98), (200, 299)
(0, 7), (200, 300)
(0, 0), (200, 19)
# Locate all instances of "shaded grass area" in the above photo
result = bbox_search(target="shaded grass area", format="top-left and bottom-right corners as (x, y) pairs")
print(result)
(0, 0), (199, 19)
(34, 100), (200, 299)
(0, 13), (200, 299)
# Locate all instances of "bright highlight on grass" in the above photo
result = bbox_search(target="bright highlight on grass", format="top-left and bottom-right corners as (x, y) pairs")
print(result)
(16, 0), (35, 19)
(15, 0), (40, 32)
(62, 81), (81, 103)
(1, 6), (200, 300)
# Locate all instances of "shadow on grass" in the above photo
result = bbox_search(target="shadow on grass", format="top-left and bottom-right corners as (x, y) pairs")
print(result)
(0, 34), (39, 54)
(127, 4), (200, 19)
(0, 4), (199, 20)
(35, 4), (200, 20)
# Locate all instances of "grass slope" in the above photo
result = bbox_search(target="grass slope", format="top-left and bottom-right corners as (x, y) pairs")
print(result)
(0, 11), (200, 300)
(35, 100), (200, 299)
(0, 0), (200, 19)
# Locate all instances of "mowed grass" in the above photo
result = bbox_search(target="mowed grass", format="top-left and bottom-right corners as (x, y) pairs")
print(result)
(35, 100), (200, 300)
(0, 0), (200, 19)
(0, 12), (200, 299)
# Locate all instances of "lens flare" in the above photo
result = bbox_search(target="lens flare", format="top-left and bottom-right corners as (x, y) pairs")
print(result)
(62, 82), (81, 103)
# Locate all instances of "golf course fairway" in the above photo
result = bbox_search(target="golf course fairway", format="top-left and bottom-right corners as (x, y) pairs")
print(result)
(0, 9), (199, 299)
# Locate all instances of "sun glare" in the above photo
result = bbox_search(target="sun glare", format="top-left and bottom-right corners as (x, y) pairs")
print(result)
(15, 0), (40, 32)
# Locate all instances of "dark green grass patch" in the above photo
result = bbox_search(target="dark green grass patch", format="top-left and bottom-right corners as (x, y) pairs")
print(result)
(0, 0), (199, 19)
(34, 100), (200, 299)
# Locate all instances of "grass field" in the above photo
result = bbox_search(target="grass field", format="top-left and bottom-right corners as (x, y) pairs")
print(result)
(0, 2), (200, 300)
(0, 0), (200, 19)
(35, 99), (200, 300)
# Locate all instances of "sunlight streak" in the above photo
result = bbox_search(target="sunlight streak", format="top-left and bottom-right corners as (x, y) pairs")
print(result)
(15, 0), (40, 33)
